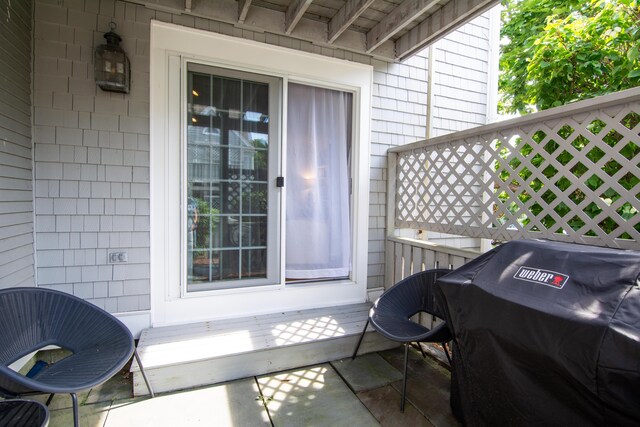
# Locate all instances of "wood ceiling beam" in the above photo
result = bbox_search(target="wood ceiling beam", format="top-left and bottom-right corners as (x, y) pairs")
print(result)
(366, 0), (441, 53)
(123, 0), (499, 62)
(395, 0), (499, 60)
(285, 0), (314, 34)
(328, 0), (375, 43)
(238, 0), (252, 23)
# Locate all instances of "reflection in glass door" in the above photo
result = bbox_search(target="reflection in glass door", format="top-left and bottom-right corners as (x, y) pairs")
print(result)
(185, 64), (279, 292)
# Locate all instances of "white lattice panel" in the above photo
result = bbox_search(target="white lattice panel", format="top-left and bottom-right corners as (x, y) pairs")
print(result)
(391, 90), (640, 249)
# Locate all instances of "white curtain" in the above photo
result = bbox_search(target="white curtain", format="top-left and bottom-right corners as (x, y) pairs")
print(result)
(286, 83), (352, 279)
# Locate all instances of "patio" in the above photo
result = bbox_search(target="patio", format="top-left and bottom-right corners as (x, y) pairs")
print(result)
(32, 346), (456, 426)
(1, 0), (639, 424)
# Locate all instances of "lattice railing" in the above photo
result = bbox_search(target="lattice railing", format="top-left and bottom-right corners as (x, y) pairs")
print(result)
(388, 87), (640, 249)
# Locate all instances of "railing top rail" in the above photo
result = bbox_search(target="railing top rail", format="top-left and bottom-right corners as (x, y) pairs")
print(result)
(389, 86), (640, 153)
(387, 235), (480, 259)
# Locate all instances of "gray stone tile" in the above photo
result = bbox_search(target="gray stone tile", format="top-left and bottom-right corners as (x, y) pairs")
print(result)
(380, 347), (459, 427)
(257, 364), (380, 427)
(84, 371), (133, 404)
(24, 347), (455, 426)
(48, 400), (111, 427)
(26, 349), (133, 410)
(105, 379), (270, 426)
(26, 374), (129, 412)
(331, 353), (403, 392)
(26, 386), (92, 412)
(357, 385), (435, 427)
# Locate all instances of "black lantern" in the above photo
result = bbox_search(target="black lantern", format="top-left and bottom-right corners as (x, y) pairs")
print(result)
(94, 22), (130, 93)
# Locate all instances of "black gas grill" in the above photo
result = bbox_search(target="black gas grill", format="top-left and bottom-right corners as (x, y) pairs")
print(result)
(436, 239), (640, 426)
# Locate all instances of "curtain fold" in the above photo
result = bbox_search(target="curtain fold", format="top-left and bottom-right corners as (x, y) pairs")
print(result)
(285, 83), (352, 279)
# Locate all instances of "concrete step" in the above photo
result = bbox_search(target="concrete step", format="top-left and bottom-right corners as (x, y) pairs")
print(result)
(131, 303), (398, 395)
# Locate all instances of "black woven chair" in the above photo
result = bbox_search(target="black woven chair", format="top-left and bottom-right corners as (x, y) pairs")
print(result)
(0, 287), (154, 427)
(352, 268), (453, 411)
(0, 399), (49, 427)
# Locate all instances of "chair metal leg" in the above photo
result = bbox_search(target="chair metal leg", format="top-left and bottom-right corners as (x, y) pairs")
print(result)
(351, 319), (369, 360)
(134, 349), (155, 398)
(417, 342), (427, 359)
(401, 342), (409, 412)
(45, 393), (55, 406)
(70, 392), (79, 427)
(442, 342), (452, 365)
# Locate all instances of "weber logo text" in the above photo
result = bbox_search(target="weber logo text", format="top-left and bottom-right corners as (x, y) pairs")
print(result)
(514, 266), (569, 289)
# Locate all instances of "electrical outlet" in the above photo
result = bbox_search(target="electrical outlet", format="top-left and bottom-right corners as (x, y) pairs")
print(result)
(108, 251), (128, 263)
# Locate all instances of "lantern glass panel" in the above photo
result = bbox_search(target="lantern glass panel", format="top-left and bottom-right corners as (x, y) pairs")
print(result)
(94, 36), (130, 93)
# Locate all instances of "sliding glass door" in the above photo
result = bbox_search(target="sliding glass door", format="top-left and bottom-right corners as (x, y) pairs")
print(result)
(183, 65), (354, 292)
(185, 64), (280, 292)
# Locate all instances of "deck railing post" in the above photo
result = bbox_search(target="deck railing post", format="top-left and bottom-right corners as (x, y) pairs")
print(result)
(385, 151), (399, 288)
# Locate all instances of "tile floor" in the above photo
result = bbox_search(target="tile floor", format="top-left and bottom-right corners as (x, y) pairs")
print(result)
(25, 346), (459, 426)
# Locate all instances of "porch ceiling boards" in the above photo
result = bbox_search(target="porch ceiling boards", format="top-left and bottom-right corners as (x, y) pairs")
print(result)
(133, 0), (498, 61)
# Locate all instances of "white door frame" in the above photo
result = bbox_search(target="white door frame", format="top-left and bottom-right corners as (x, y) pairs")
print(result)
(150, 21), (372, 326)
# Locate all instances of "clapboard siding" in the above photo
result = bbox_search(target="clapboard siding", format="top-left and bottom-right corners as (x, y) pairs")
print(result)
(0, 0), (35, 289)
(0, 121), (31, 141)
(0, 98), (32, 126)
(0, 74), (31, 107)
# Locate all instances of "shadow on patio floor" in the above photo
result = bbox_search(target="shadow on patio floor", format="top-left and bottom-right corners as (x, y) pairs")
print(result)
(33, 346), (459, 427)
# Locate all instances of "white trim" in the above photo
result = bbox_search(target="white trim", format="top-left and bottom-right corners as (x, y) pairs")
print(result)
(114, 310), (152, 339)
(280, 79), (289, 286)
(150, 21), (372, 326)
(367, 286), (384, 302)
(481, 4), (501, 252)
(486, 4), (501, 124)
(426, 45), (436, 139)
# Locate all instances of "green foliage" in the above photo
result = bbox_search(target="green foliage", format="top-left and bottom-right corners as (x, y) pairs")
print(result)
(493, 118), (639, 237)
(500, 0), (640, 114)
(195, 199), (219, 249)
(496, 1), (640, 239)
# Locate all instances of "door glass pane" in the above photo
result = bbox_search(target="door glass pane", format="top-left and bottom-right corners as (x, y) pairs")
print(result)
(186, 67), (272, 291)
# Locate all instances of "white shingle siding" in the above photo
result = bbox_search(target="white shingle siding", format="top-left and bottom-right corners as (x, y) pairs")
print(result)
(33, 0), (148, 310)
(31, 0), (493, 311)
(367, 11), (495, 285)
(415, 13), (495, 250)
(0, 0), (35, 289)
(430, 16), (493, 138)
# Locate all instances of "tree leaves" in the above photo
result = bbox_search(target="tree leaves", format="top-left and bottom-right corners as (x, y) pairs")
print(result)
(499, 0), (640, 115)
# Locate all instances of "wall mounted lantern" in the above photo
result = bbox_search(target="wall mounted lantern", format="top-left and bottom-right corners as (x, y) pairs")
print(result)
(94, 22), (130, 93)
